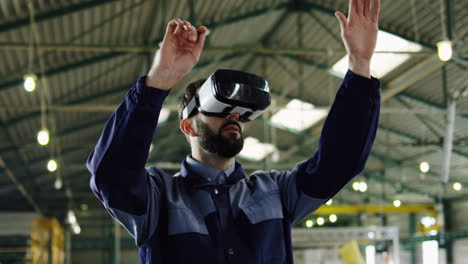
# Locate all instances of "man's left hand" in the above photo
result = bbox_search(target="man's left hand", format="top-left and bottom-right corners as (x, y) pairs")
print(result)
(335, 0), (380, 78)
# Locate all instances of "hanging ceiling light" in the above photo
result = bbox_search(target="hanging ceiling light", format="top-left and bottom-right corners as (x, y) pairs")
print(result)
(359, 182), (368, 192)
(54, 176), (62, 190)
(37, 129), (50, 145)
(453, 182), (462, 191)
(419, 161), (430, 173)
(67, 210), (76, 224)
(317, 217), (325, 226)
(47, 159), (58, 172)
(23, 74), (37, 92)
(72, 223), (81, 235)
(352, 182), (360, 191)
(437, 40), (453, 62)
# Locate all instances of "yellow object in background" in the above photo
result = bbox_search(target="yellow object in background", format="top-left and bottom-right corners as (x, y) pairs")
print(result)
(338, 240), (365, 264)
(31, 218), (64, 264)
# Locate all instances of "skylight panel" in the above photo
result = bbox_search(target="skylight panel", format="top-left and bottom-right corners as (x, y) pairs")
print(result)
(239, 137), (277, 161)
(332, 30), (423, 78)
(270, 99), (328, 132)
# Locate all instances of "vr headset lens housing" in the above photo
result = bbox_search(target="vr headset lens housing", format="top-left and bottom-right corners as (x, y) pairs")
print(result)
(182, 69), (271, 122)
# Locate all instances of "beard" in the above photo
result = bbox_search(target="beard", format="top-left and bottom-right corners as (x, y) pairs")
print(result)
(196, 119), (244, 158)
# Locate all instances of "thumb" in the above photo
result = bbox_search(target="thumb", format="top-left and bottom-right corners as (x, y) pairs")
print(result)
(335, 11), (347, 32)
(194, 26), (208, 52)
(197, 26), (208, 44)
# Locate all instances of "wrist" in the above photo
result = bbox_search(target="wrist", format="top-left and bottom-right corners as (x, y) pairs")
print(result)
(145, 67), (182, 90)
(348, 56), (371, 79)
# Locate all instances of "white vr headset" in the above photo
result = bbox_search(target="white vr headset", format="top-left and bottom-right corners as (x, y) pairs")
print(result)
(181, 69), (271, 122)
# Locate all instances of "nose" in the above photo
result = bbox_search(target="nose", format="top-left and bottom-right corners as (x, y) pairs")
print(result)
(226, 112), (240, 121)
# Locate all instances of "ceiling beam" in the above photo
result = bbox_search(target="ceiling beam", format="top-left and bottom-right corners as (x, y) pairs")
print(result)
(0, 52), (125, 92)
(0, 1), (286, 93)
(0, 157), (42, 214)
(205, 2), (288, 31)
(0, 42), (433, 56)
(3, 104), (461, 115)
(0, 0), (119, 33)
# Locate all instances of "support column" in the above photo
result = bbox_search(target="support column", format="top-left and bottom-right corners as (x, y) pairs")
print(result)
(111, 221), (121, 264)
(443, 199), (453, 264)
(409, 213), (417, 264)
(65, 228), (71, 264)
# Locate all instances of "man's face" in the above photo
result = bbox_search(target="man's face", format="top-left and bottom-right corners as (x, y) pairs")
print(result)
(194, 113), (245, 158)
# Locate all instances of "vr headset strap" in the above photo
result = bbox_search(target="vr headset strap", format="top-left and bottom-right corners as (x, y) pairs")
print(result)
(182, 94), (200, 119)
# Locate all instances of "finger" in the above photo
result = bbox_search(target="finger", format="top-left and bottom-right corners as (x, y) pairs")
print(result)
(356, 0), (363, 16)
(186, 25), (198, 42)
(363, 0), (370, 17)
(167, 19), (181, 34)
(171, 18), (184, 35)
(335, 11), (347, 32)
(194, 26), (208, 53)
(371, 0), (380, 22)
(348, 0), (356, 15)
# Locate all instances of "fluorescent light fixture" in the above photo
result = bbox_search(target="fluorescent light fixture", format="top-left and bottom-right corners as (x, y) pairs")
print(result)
(270, 99), (328, 132)
(332, 30), (423, 78)
(158, 107), (170, 123)
(239, 137), (277, 161)
(437, 40), (452, 61)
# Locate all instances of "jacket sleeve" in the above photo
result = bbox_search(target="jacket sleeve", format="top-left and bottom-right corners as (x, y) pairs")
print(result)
(275, 70), (381, 224)
(86, 76), (170, 245)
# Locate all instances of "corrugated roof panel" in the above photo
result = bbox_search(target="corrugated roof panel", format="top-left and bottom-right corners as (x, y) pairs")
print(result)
(209, 9), (283, 47)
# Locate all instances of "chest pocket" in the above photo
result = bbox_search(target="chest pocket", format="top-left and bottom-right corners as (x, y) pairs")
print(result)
(167, 207), (209, 236)
(238, 189), (284, 224)
(166, 182), (216, 236)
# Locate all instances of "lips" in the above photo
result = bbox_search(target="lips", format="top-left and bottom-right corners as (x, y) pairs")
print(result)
(222, 123), (241, 133)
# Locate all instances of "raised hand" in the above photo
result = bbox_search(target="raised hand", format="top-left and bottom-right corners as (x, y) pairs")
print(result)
(335, 0), (380, 78)
(146, 19), (208, 90)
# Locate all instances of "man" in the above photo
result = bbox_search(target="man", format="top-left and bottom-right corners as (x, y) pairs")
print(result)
(87, 0), (381, 263)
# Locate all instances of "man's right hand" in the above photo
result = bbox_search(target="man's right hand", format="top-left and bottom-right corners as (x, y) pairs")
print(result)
(146, 19), (208, 90)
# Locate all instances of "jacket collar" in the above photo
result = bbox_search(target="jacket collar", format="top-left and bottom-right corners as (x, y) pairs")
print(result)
(178, 159), (246, 188)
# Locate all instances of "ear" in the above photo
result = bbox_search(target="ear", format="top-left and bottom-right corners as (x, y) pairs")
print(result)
(179, 118), (198, 137)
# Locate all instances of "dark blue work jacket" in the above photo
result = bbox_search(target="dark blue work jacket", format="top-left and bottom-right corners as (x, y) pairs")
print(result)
(87, 70), (381, 263)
